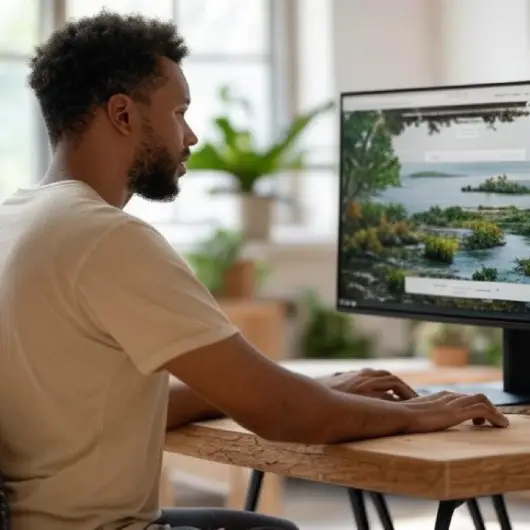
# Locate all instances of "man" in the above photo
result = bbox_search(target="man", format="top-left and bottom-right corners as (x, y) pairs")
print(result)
(0, 11), (508, 530)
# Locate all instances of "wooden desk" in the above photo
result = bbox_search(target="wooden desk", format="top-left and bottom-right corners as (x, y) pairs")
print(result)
(163, 363), (504, 516)
(165, 414), (530, 501)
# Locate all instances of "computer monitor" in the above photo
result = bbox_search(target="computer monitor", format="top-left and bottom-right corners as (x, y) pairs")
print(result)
(336, 81), (530, 405)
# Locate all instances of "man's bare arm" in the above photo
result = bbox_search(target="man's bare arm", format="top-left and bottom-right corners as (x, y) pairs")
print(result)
(163, 333), (410, 443)
(166, 367), (418, 430)
(162, 332), (509, 443)
(167, 378), (223, 429)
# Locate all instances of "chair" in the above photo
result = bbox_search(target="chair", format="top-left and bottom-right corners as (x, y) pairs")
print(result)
(0, 473), (10, 530)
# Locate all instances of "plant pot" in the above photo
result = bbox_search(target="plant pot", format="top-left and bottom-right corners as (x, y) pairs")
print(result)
(430, 346), (469, 367)
(240, 195), (273, 241)
(222, 259), (256, 299)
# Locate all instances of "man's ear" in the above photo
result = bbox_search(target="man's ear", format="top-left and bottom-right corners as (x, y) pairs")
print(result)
(107, 94), (139, 136)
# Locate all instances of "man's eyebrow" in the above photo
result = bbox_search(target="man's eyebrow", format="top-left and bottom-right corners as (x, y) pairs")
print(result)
(178, 98), (191, 109)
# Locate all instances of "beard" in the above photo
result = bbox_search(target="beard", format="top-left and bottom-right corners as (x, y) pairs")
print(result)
(127, 120), (182, 202)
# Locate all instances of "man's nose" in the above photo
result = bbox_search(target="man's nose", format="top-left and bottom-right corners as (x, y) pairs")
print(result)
(187, 125), (199, 147)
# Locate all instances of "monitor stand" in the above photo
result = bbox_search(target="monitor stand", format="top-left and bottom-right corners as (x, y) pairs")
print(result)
(416, 328), (530, 406)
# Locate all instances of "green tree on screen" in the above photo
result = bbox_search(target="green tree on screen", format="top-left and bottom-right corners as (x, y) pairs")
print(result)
(341, 111), (401, 202)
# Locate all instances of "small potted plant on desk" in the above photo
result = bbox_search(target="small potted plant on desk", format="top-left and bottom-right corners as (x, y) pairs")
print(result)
(186, 86), (333, 241)
(426, 323), (472, 367)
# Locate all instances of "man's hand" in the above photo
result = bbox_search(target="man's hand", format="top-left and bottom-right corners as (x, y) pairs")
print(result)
(318, 369), (418, 401)
(404, 391), (509, 432)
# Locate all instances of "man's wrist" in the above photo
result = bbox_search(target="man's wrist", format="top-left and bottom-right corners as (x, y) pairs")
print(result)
(393, 403), (415, 435)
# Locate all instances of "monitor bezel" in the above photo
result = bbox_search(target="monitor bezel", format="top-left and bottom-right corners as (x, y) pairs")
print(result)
(336, 80), (530, 330)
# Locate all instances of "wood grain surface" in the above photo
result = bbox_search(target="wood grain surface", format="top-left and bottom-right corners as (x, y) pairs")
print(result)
(165, 412), (530, 501)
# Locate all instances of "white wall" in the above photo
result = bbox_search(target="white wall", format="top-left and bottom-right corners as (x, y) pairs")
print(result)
(332, 0), (439, 92)
(435, 0), (530, 84)
(332, 0), (530, 92)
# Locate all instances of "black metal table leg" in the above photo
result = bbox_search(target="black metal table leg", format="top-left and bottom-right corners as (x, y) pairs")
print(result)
(434, 500), (465, 530)
(244, 472), (510, 530)
(466, 498), (486, 530)
(347, 488), (370, 530)
(492, 494), (512, 530)
(244, 470), (264, 512)
(367, 492), (394, 530)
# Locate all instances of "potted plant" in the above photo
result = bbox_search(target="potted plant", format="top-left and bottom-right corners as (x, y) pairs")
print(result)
(473, 327), (503, 366)
(425, 323), (472, 367)
(186, 85), (334, 241)
(298, 289), (373, 359)
(185, 229), (268, 299)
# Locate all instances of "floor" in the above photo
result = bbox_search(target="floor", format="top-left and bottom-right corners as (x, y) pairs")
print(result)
(172, 478), (530, 529)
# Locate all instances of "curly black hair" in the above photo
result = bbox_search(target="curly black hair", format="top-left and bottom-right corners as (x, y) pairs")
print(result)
(28, 11), (188, 147)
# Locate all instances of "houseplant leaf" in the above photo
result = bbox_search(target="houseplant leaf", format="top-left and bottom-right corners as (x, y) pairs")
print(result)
(186, 85), (334, 195)
(185, 143), (228, 171)
(213, 116), (255, 153)
(261, 100), (335, 171)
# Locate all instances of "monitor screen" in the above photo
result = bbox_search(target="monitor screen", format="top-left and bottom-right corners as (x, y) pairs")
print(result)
(337, 82), (530, 325)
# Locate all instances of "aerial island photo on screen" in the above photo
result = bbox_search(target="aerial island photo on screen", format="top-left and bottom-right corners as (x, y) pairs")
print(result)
(338, 98), (530, 313)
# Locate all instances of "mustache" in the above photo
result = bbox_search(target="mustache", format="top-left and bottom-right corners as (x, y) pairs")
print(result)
(181, 149), (191, 161)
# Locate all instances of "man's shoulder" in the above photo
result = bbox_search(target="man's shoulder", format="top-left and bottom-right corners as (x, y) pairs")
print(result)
(35, 181), (164, 247)
(1, 182), (172, 272)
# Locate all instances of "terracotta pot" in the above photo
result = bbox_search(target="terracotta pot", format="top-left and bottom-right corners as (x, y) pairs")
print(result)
(240, 195), (273, 241)
(430, 346), (469, 367)
(222, 259), (256, 299)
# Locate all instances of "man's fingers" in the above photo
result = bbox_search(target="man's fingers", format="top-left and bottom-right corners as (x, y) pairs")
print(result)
(451, 393), (494, 410)
(407, 391), (452, 405)
(449, 393), (507, 427)
(361, 369), (389, 377)
(363, 390), (398, 401)
(362, 371), (418, 399)
(456, 402), (509, 428)
(358, 375), (417, 399)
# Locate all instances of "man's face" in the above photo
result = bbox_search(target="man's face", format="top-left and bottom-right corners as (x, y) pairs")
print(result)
(128, 59), (197, 202)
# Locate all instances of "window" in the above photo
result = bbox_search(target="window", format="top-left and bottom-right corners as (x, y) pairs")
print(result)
(291, 0), (338, 239)
(68, 0), (173, 19)
(272, 0), (338, 240)
(8, 0), (336, 243)
(169, 0), (274, 231)
(0, 0), (41, 197)
(296, 0), (336, 167)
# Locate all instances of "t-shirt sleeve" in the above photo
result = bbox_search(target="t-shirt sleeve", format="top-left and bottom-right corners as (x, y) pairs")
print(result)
(76, 220), (240, 375)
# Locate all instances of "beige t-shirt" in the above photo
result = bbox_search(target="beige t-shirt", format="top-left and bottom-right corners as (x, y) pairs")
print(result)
(0, 180), (239, 530)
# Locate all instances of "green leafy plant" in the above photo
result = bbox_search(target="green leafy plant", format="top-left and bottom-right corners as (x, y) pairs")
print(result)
(462, 220), (505, 250)
(299, 289), (373, 359)
(472, 266), (499, 282)
(186, 229), (269, 295)
(186, 85), (334, 196)
(475, 327), (503, 366)
(185, 229), (245, 294)
(386, 269), (407, 294)
(429, 324), (472, 348)
(423, 235), (459, 264)
(515, 258), (530, 277)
